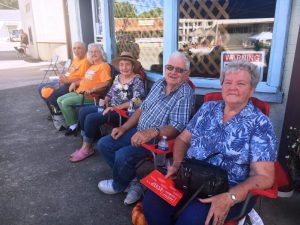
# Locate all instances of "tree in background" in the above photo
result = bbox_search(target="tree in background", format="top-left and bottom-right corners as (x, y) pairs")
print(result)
(0, 0), (19, 9)
(114, 2), (137, 18)
(139, 8), (163, 18)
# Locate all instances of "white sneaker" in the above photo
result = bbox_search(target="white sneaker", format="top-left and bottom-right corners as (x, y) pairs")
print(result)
(124, 179), (144, 205)
(98, 179), (120, 194)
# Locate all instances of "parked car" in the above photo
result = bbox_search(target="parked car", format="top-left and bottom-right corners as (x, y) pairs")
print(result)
(9, 30), (21, 42)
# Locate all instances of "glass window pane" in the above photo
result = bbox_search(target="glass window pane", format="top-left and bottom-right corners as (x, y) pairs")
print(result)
(178, 0), (276, 81)
(94, 0), (103, 43)
(113, 0), (164, 73)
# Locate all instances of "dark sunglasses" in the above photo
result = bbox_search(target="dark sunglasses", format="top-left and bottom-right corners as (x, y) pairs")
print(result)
(165, 64), (188, 74)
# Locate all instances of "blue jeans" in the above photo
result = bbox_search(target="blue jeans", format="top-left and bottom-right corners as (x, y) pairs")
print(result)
(79, 105), (120, 144)
(143, 190), (256, 225)
(96, 128), (152, 192)
(37, 81), (59, 101)
(46, 84), (70, 108)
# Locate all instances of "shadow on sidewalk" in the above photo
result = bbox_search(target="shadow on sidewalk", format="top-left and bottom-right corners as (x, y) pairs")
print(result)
(0, 50), (42, 63)
(0, 85), (132, 225)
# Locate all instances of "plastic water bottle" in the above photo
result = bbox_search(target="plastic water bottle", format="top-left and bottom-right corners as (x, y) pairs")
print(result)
(157, 136), (169, 151)
(156, 136), (168, 167)
(98, 99), (104, 114)
(127, 100), (135, 117)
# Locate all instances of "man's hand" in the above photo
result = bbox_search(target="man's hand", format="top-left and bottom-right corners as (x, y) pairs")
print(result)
(59, 75), (69, 85)
(131, 129), (157, 146)
(111, 127), (126, 140)
(199, 193), (233, 225)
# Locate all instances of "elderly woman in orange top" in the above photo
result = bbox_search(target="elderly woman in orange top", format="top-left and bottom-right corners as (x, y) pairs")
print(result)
(38, 41), (90, 115)
(57, 43), (112, 136)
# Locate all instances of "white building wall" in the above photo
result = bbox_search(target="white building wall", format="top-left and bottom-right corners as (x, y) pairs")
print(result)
(18, 0), (67, 61)
(270, 0), (300, 143)
(18, 0), (39, 57)
(67, 0), (82, 44)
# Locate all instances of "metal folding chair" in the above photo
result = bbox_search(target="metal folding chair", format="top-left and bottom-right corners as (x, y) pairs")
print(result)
(47, 59), (72, 82)
(60, 59), (72, 75)
(40, 54), (59, 83)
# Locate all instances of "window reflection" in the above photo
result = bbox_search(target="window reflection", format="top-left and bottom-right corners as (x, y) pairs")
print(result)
(178, 0), (276, 81)
(113, 0), (164, 72)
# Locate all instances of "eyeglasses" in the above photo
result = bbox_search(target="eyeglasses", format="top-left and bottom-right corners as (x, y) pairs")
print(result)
(165, 64), (188, 74)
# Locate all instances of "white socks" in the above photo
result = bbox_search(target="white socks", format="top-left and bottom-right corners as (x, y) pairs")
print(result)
(69, 124), (78, 131)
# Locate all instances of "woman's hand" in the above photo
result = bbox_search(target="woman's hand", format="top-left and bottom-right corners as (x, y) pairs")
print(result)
(111, 127), (126, 140)
(131, 129), (157, 146)
(99, 99), (106, 107)
(199, 193), (233, 225)
(165, 165), (179, 179)
(103, 107), (113, 115)
(85, 89), (95, 95)
(68, 82), (77, 92)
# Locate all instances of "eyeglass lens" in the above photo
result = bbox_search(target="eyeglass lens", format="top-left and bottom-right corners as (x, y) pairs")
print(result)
(165, 65), (186, 74)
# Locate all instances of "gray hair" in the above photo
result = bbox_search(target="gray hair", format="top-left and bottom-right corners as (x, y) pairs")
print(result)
(73, 41), (86, 52)
(169, 51), (190, 70)
(220, 60), (260, 88)
(87, 43), (106, 63)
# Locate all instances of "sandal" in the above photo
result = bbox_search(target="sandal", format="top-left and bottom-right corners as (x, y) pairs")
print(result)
(70, 149), (80, 158)
(69, 149), (95, 162)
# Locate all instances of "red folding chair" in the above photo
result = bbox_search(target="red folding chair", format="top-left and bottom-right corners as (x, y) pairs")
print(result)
(203, 92), (284, 225)
(114, 78), (196, 168)
(132, 161), (290, 225)
(131, 92), (289, 225)
(203, 92), (270, 115)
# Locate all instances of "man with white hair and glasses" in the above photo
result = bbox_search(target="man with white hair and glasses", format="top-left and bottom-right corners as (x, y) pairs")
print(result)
(96, 51), (195, 205)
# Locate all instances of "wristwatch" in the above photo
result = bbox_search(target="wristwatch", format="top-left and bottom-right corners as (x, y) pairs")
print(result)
(153, 127), (160, 137)
(228, 192), (237, 204)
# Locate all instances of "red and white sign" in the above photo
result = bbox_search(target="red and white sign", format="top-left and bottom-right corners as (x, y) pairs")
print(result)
(221, 51), (265, 80)
(141, 170), (183, 206)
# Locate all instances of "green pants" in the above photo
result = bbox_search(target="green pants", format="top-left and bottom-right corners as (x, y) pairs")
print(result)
(57, 92), (94, 126)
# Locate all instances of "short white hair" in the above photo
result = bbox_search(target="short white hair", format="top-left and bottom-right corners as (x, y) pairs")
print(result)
(220, 60), (260, 88)
(169, 51), (190, 70)
(87, 43), (106, 63)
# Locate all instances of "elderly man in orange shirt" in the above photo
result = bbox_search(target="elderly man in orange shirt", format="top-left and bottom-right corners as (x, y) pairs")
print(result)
(57, 43), (112, 136)
(38, 41), (90, 116)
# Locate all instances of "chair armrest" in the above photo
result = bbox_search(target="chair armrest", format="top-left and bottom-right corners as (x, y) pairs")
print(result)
(113, 108), (129, 119)
(141, 139), (174, 154)
(250, 181), (278, 199)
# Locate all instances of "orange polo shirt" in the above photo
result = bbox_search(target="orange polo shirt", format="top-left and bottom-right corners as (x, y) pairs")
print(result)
(76, 62), (111, 93)
(67, 57), (91, 81)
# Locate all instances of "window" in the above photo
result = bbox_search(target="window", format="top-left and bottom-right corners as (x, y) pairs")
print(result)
(92, 0), (104, 43)
(99, 0), (290, 102)
(113, 0), (164, 72)
(178, 0), (276, 81)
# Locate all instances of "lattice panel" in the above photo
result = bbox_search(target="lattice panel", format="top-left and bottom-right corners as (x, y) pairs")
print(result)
(179, 0), (230, 78)
(114, 1), (164, 71)
(180, 0), (229, 19)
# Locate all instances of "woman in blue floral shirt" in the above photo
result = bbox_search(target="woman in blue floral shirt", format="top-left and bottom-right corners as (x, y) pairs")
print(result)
(70, 52), (145, 162)
(143, 60), (277, 225)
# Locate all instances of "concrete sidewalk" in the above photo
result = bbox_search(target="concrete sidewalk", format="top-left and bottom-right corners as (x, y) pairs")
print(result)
(0, 47), (299, 225)
(1, 84), (300, 225)
(0, 41), (49, 71)
(0, 84), (133, 225)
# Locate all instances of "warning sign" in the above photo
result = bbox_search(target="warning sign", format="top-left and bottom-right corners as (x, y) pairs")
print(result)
(221, 51), (265, 80)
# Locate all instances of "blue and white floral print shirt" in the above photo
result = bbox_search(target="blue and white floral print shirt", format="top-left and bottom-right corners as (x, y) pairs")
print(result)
(137, 78), (195, 132)
(106, 74), (145, 107)
(186, 100), (277, 186)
